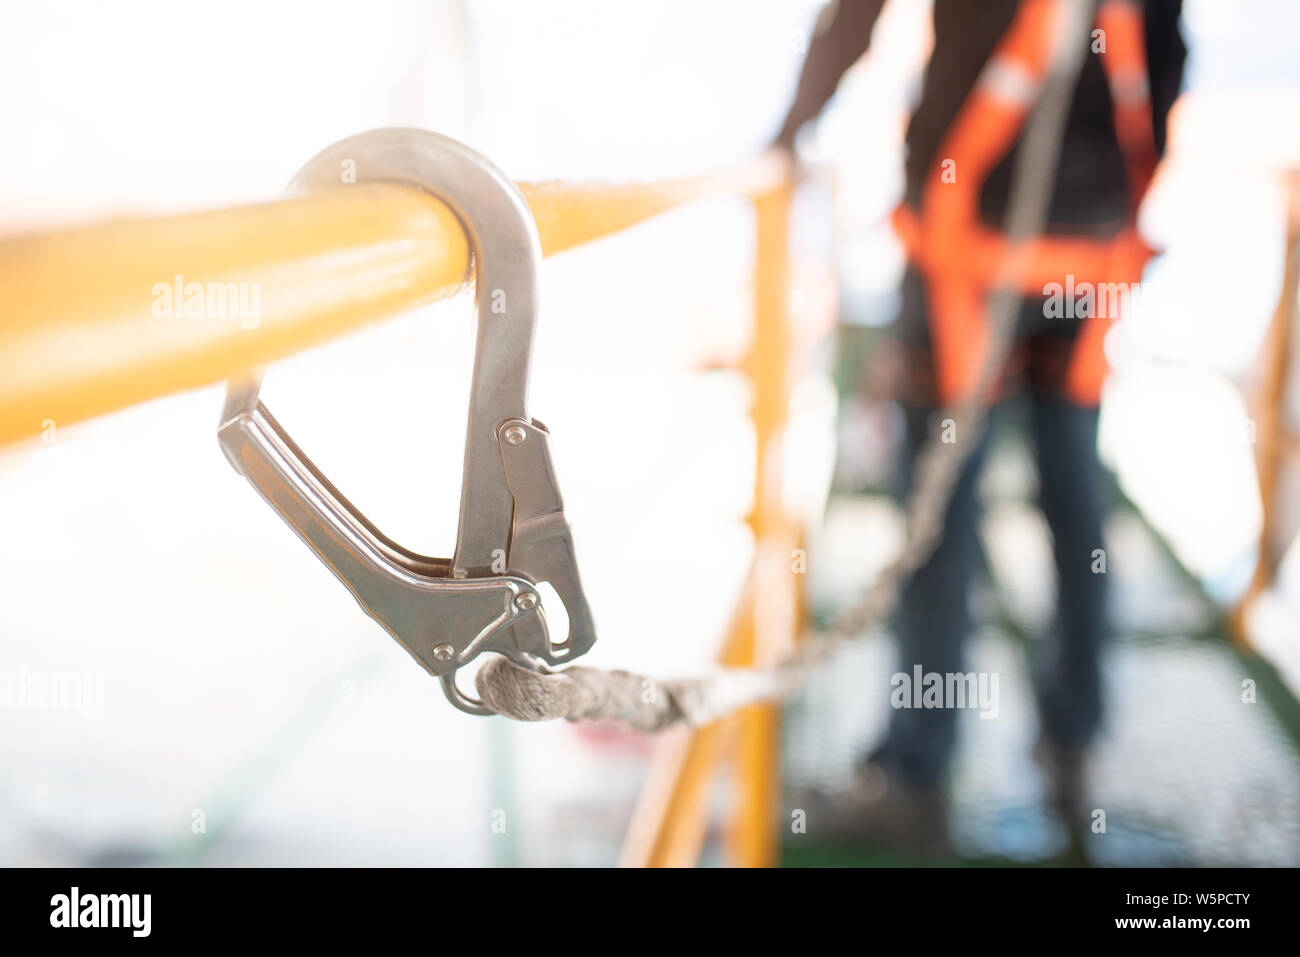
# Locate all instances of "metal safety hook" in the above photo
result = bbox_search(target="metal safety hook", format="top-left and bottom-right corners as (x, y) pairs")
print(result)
(217, 128), (596, 715)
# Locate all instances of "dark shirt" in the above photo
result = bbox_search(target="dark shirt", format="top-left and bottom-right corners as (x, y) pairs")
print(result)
(777, 0), (1187, 235)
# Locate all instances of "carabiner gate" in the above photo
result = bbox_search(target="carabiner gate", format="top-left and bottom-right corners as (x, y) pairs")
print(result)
(217, 129), (596, 714)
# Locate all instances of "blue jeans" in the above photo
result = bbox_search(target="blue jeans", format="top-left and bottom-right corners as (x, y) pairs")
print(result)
(875, 391), (1108, 786)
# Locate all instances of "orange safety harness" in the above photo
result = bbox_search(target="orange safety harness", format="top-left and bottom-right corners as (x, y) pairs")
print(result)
(893, 0), (1160, 406)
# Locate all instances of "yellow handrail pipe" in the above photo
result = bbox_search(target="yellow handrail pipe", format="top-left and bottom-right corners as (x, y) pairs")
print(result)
(0, 152), (788, 447)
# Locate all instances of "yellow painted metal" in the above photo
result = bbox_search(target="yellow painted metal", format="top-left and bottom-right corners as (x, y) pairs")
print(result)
(518, 155), (786, 257)
(0, 184), (466, 448)
(618, 721), (739, 867)
(617, 178), (802, 869)
(1232, 172), (1300, 644)
(618, 575), (755, 868)
(727, 181), (798, 868)
(0, 153), (788, 448)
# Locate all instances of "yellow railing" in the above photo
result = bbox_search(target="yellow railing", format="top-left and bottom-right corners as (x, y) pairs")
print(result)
(0, 146), (803, 867)
(0, 155), (787, 447)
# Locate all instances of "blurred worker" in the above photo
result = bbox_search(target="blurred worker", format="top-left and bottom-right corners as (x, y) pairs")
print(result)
(775, 0), (1185, 854)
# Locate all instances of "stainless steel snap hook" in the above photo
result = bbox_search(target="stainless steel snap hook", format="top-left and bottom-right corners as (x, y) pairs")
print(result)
(217, 128), (597, 715)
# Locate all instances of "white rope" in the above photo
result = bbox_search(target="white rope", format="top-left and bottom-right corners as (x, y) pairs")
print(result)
(478, 0), (1098, 730)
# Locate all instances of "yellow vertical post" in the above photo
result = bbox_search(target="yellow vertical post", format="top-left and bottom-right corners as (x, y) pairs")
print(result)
(617, 712), (741, 868)
(618, 582), (753, 867)
(726, 180), (798, 868)
(617, 172), (800, 868)
(1232, 172), (1300, 644)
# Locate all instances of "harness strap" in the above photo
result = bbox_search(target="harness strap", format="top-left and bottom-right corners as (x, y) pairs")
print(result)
(901, 0), (1160, 406)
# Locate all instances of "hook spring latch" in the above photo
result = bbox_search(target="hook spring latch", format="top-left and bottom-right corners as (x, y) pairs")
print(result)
(217, 129), (596, 714)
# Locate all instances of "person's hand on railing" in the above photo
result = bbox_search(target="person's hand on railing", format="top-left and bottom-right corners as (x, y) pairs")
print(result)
(763, 137), (819, 192)
(765, 139), (798, 182)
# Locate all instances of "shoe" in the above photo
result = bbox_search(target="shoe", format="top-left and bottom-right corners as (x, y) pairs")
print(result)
(799, 758), (951, 859)
(1032, 735), (1089, 818)
(1032, 734), (1094, 862)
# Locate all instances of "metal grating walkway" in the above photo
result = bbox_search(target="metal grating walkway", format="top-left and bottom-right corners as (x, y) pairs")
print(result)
(782, 480), (1300, 867)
